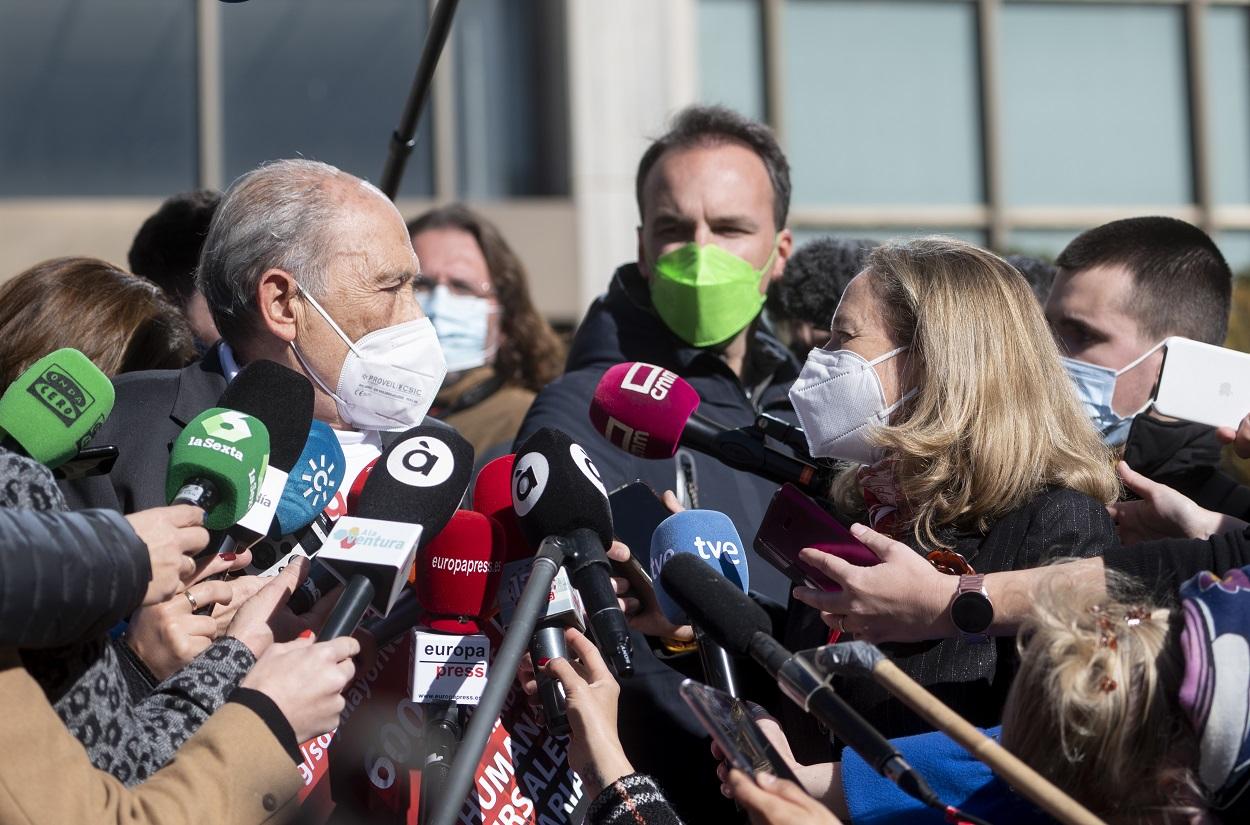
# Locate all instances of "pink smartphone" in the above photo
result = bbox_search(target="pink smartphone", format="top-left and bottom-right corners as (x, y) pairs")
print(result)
(753, 483), (879, 591)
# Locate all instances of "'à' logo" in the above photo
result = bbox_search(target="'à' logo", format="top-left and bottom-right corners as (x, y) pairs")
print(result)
(387, 436), (454, 487)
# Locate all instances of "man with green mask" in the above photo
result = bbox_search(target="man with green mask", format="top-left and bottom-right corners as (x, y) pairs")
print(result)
(515, 104), (799, 822)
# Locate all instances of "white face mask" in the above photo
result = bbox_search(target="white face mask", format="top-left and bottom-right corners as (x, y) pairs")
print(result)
(417, 284), (497, 373)
(291, 287), (448, 432)
(788, 346), (913, 464)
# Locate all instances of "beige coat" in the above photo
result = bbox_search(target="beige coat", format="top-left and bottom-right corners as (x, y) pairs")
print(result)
(0, 649), (302, 825)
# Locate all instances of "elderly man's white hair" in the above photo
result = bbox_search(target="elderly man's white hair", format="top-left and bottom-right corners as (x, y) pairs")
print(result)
(197, 158), (387, 344)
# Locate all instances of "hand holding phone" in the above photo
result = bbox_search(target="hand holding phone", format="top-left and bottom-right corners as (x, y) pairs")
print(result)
(754, 484), (879, 591)
(681, 679), (799, 782)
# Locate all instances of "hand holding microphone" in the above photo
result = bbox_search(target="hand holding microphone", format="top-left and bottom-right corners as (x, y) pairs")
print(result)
(240, 632), (360, 744)
(124, 504), (211, 605)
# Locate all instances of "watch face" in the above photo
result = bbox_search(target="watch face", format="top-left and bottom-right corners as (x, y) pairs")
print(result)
(952, 590), (993, 635)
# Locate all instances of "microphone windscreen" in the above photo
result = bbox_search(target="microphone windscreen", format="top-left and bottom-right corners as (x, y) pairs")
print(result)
(472, 453), (531, 562)
(357, 425), (473, 542)
(0, 348), (115, 468)
(273, 420), (346, 536)
(589, 362), (699, 459)
(512, 427), (613, 550)
(416, 510), (504, 633)
(659, 553), (771, 657)
(651, 509), (750, 625)
(217, 360), (314, 471)
(166, 407), (271, 529)
(346, 457), (377, 515)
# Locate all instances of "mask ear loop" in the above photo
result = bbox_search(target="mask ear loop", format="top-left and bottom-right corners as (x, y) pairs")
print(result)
(1114, 339), (1168, 418)
(296, 284), (362, 357)
(290, 284), (352, 406)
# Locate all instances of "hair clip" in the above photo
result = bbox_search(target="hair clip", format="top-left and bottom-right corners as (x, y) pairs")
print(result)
(1124, 605), (1151, 627)
(1099, 676), (1118, 694)
(1093, 615), (1118, 650)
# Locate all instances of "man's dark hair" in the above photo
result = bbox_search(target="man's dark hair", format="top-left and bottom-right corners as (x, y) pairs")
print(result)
(128, 189), (222, 306)
(768, 237), (874, 328)
(1005, 254), (1057, 304)
(635, 104), (790, 230)
(1056, 216), (1232, 345)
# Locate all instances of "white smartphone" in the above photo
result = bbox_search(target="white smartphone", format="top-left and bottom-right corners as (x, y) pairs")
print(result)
(1153, 336), (1250, 430)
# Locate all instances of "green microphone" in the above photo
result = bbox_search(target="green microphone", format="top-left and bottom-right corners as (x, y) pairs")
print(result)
(0, 348), (116, 469)
(166, 407), (271, 530)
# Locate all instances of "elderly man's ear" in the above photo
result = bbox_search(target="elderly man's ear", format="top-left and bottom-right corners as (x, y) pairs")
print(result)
(256, 269), (301, 344)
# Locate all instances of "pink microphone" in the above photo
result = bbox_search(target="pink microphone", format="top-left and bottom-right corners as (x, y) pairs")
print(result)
(589, 362), (700, 459)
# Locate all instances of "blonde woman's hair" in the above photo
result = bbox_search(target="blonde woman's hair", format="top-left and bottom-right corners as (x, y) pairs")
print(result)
(833, 236), (1119, 548)
(1001, 576), (1200, 822)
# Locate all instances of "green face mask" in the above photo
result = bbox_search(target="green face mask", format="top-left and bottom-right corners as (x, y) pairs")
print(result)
(649, 240), (777, 348)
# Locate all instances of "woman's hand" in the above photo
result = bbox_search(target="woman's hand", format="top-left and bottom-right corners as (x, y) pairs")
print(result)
(1107, 461), (1244, 543)
(791, 523), (957, 644)
(539, 628), (634, 798)
(728, 770), (844, 825)
(607, 498), (695, 642)
(125, 579), (236, 680)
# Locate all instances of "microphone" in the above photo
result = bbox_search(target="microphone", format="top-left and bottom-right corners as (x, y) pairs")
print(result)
(0, 348), (115, 469)
(475, 453), (578, 733)
(658, 553), (940, 808)
(318, 425), (473, 638)
(272, 420), (346, 538)
(414, 510), (504, 634)
(283, 460), (372, 613)
(652, 509), (748, 697)
(346, 456), (377, 515)
(165, 406), (271, 530)
(590, 361), (826, 492)
(512, 427), (633, 679)
(217, 360), (315, 548)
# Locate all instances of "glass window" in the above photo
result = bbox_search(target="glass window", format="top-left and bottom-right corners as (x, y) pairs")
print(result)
(1000, 4), (1190, 206)
(220, 0), (434, 196)
(783, 0), (983, 207)
(1207, 7), (1250, 207)
(698, 0), (765, 122)
(0, 0), (196, 196)
(454, 0), (569, 197)
(1218, 233), (1250, 279)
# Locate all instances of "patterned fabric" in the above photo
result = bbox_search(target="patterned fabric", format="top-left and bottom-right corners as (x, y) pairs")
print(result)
(586, 773), (686, 825)
(1179, 566), (1250, 807)
(0, 448), (66, 511)
(857, 459), (905, 537)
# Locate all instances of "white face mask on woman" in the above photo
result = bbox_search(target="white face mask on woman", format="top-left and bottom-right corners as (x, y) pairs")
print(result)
(291, 286), (447, 432)
(788, 346), (913, 465)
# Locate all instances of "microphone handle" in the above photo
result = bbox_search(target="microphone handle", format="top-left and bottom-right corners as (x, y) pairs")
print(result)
(563, 528), (634, 679)
(319, 574), (375, 639)
(418, 700), (464, 825)
(694, 625), (739, 698)
(364, 589), (423, 647)
(528, 620), (571, 735)
(684, 414), (824, 493)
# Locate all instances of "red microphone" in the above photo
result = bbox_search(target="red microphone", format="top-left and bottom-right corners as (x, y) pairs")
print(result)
(347, 456), (378, 514)
(589, 361), (824, 492)
(472, 454), (531, 563)
(415, 510), (505, 633)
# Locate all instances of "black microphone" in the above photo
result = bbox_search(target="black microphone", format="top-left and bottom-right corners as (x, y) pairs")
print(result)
(216, 360), (315, 551)
(659, 553), (940, 808)
(319, 426), (473, 639)
(511, 427), (633, 679)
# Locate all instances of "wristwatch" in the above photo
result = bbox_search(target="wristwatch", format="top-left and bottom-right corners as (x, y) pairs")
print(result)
(950, 574), (993, 643)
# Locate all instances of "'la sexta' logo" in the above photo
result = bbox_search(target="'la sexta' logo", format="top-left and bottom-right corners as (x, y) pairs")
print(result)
(27, 364), (94, 427)
(201, 410), (253, 442)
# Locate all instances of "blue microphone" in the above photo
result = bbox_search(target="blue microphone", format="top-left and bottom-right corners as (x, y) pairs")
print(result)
(274, 420), (346, 537)
(651, 509), (749, 696)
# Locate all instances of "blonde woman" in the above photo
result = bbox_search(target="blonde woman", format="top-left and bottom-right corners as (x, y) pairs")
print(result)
(785, 237), (1120, 741)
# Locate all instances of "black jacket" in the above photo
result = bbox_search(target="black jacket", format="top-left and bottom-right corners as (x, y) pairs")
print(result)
(516, 262), (802, 603)
(1107, 527), (1250, 602)
(517, 263), (800, 823)
(60, 346), (230, 514)
(1124, 416), (1250, 520)
(784, 487), (1117, 756)
(0, 506), (149, 648)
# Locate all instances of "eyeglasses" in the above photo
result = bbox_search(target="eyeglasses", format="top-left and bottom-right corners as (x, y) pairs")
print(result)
(412, 272), (495, 300)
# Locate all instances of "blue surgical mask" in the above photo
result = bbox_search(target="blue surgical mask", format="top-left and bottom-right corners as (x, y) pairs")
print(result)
(417, 285), (497, 373)
(1061, 341), (1165, 446)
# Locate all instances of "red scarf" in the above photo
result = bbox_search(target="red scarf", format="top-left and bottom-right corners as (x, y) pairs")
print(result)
(857, 459), (906, 538)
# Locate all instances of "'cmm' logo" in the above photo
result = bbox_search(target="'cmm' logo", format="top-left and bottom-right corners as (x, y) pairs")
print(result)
(27, 364), (95, 427)
(201, 410), (253, 442)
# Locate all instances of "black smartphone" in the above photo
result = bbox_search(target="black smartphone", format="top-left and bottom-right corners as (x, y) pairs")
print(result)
(680, 679), (799, 782)
(609, 481), (672, 618)
(51, 445), (119, 480)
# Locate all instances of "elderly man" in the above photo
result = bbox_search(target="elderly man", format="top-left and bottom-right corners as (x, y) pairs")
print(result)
(64, 159), (447, 515)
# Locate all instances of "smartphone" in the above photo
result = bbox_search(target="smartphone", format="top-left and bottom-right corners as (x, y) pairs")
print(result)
(680, 679), (799, 782)
(754, 483), (878, 591)
(51, 445), (119, 480)
(1154, 336), (1250, 430)
(608, 481), (670, 617)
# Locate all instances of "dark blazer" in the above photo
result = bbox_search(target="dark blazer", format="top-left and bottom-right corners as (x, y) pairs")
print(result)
(60, 346), (229, 514)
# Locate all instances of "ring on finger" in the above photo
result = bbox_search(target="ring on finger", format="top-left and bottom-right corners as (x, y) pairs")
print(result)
(184, 589), (199, 610)
(838, 615), (848, 634)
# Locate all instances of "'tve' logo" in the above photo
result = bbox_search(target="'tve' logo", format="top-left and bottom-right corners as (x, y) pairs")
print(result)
(693, 535), (741, 563)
